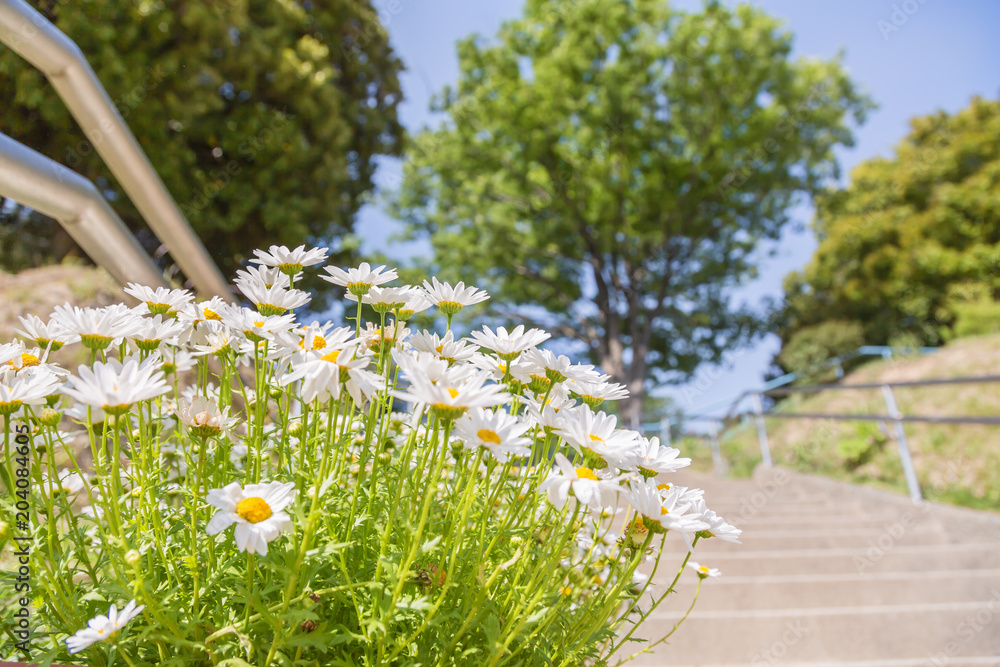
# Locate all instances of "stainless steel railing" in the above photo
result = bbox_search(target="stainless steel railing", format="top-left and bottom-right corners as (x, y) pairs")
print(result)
(0, 0), (232, 300)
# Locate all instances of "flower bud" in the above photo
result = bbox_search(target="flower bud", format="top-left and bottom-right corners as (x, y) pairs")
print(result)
(125, 549), (141, 567)
(38, 408), (61, 428)
(287, 420), (306, 438)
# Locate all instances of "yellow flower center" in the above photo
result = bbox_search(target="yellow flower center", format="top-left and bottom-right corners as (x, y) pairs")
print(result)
(657, 483), (671, 491)
(236, 497), (272, 524)
(300, 335), (327, 350)
(320, 349), (341, 363)
(589, 434), (604, 443)
(20, 353), (40, 367)
(575, 467), (599, 481)
(204, 309), (222, 321)
(699, 566), (710, 574)
(477, 429), (501, 445)
(435, 344), (444, 354)
(446, 387), (459, 399)
(660, 507), (670, 515)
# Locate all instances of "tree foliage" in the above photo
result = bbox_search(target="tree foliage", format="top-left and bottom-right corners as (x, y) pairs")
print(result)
(0, 0), (403, 293)
(778, 320), (864, 383)
(391, 0), (870, 422)
(782, 96), (1000, 348)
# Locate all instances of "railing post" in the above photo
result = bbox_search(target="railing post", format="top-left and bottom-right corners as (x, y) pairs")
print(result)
(708, 419), (727, 476)
(660, 417), (671, 447)
(881, 384), (923, 502)
(751, 392), (773, 467)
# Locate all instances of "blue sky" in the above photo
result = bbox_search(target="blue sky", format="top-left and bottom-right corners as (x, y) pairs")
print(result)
(356, 0), (1000, 423)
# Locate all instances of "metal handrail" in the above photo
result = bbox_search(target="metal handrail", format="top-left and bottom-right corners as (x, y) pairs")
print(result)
(0, 131), (166, 289)
(669, 374), (1000, 503)
(0, 0), (232, 300)
(764, 374), (1000, 395)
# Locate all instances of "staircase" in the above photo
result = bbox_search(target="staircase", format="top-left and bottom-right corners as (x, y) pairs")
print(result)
(626, 467), (1000, 666)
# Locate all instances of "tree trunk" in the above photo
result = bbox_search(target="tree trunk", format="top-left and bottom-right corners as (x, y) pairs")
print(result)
(619, 384), (644, 431)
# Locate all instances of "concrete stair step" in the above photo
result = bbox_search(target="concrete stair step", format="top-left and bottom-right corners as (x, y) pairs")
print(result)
(682, 528), (948, 553)
(665, 569), (1000, 610)
(664, 543), (1000, 576)
(627, 599), (1000, 664)
(637, 468), (1000, 664)
(729, 515), (920, 531)
(668, 659), (1000, 667)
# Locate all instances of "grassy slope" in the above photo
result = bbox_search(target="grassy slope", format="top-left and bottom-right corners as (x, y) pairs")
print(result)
(1, 261), (121, 367)
(681, 334), (1000, 512)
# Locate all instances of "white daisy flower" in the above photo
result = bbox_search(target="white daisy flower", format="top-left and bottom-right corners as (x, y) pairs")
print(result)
(469, 325), (550, 361)
(50, 303), (142, 350)
(454, 408), (531, 462)
(628, 481), (710, 549)
(554, 404), (640, 470)
(179, 296), (231, 326)
(396, 288), (434, 320)
(176, 396), (240, 439)
(322, 261), (398, 296)
(189, 322), (240, 357)
(129, 315), (186, 351)
(124, 283), (194, 316)
(205, 481), (297, 556)
(392, 368), (508, 421)
(687, 561), (722, 579)
(347, 285), (413, 313)
(15, 314), (80, 351)
(409, 330), (476, 364)
(627, 435), (691, 478)
(65, 600), (144, 654)
(359, 322), (410, 356)
(523, 393), (574, 432)
(689, 497), (743, 544)
(159, 345), (197, 375)
(222, 307), (296, 344)
(61, 356), (170, 416)
(522, 348), (601, 385)
(0, 370), (61, 416)
(392, 349), (477, 387)
(421, 277), (489, 316)
(280, 343), (384, 405)
(540, 453), (622, 512)
(237, 281), (311, 316)
(236, 264), (292, 290)
(292, 322), (353, 354)
(566, 379), (629, 407)
(1, 342), (46, 373)
(250, 244), (328, 276)
(38, 470), (87, 497)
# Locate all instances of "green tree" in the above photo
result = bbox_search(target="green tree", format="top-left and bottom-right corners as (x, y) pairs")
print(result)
(777, 320), (864, 382)
(782, 96), (1000, 347)
(0, 0), (403, 295)
(390, 0), (870, 424)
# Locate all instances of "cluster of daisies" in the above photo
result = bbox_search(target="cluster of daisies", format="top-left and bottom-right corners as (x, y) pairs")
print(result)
(0, 244), (737, 658)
